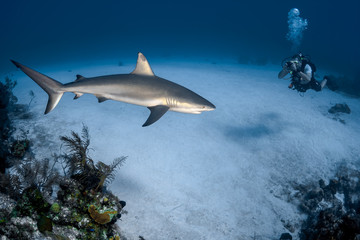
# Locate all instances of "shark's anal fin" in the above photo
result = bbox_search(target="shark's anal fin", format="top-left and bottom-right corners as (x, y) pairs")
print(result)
(143, 105), (169, 127)
(94, 94), (109, 103)
(131, 52), (155, 76)
(97, 97), (108, 103)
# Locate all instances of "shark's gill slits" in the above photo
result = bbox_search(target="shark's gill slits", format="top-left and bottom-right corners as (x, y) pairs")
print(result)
(166, 97), (178, 108)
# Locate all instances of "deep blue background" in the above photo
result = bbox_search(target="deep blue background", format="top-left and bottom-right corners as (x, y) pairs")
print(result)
(1, 0), (359, 78)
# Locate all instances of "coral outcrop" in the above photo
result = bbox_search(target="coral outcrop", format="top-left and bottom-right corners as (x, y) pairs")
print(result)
(290, 166), (360, 239)
(0, 124), (127, 239)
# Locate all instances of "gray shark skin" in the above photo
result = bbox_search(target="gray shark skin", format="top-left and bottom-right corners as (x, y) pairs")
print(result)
(11, 53), (215, 127)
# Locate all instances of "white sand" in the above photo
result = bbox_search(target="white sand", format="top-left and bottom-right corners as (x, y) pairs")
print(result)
(7, 56), (360, 240)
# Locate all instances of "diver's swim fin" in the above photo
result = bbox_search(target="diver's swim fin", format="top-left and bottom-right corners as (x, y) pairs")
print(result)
(278, 67), (290, 79)
(321, 77), (328, 90)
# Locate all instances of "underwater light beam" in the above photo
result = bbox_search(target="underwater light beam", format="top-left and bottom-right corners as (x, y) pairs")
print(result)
(286, 8), (308, 51)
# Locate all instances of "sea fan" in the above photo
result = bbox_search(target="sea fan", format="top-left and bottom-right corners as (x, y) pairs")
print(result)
(60, 125), (126, 191)
(60, 125), (95, 177)
(12, 158), (60, 198)
(95, 157), (126, 191)
(0, 172), (22, 199)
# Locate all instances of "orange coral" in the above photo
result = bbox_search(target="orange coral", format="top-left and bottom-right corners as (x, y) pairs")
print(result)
(88, 205), (117, 225)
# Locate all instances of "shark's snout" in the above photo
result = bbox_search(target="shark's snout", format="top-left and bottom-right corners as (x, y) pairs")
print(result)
(210, 102), (216, 110)
(203, 102), (216, 111)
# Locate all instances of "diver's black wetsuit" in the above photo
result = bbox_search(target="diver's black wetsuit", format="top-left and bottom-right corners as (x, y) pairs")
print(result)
(289, 60), (321, 92)
(291, 73), (322, 92)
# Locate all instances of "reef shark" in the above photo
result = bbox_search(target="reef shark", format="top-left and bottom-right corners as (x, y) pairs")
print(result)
(11, 52), (215, 126)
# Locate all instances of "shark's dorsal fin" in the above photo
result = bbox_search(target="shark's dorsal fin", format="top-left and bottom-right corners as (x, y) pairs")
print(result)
(143, 105), (169, 127)
(131, 52), (155, 76)
(75, 75), (86, 81)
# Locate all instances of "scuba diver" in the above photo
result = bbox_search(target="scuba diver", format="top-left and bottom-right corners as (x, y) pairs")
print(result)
(278, 53), (328, 93)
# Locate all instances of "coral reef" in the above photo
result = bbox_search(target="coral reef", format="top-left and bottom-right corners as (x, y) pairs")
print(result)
(328, 103), (351, 114)
(0, 76), (17, 173)
(11, 139), (30, 158)
(0, 125), (127, 239)
(290, 166), (360, 239)
(0, 76), (35, 173)
(88, 204), (117, 224)
(327, 103), (351, 124)
(279, 233), (292, 240)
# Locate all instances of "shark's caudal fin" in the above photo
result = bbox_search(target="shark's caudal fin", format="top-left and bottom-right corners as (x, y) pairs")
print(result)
(10, 60), (64, 114)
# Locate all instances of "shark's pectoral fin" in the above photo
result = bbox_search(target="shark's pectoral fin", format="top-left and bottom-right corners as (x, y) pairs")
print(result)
(143, 105), (170, 127)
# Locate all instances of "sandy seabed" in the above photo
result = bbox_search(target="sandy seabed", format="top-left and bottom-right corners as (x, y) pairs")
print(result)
(7, 57), (360, 240)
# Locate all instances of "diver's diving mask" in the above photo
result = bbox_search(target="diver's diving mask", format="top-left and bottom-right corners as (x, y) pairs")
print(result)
(287, 60), (300, 71)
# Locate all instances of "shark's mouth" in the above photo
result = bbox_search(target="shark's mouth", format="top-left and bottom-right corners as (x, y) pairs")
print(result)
(170, 108), (202, 114)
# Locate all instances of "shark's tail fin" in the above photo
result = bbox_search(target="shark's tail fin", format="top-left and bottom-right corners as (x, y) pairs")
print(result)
(11, 60), (64, 114)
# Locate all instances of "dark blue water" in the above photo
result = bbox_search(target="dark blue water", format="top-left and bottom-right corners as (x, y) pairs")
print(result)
(1, 0), (359, 79)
